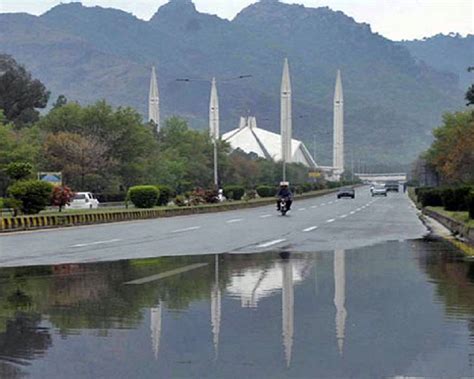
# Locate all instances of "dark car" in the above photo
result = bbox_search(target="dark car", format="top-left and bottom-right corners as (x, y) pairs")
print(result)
(385, 180), (399, 192)
(337, 187), (355, 199)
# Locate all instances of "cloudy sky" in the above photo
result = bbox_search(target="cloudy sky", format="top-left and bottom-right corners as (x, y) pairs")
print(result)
(1, 0), (473, 41)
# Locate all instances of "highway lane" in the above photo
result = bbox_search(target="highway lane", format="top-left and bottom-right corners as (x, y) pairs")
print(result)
(0, 187), (427, 267)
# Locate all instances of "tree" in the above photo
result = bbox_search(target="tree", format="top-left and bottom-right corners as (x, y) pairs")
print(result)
(466, 84), (474, 106)
(426, 111), (474, 185)
(43, 132), (115, 190)
(7, 180), (53, 214)
(6, 162), (33, 181)
(0, 54), (50, 126)
(51, 186), (74, 212)
(52, 95), (68, 110)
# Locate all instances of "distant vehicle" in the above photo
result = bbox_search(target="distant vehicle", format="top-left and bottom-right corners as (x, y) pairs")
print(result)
(385, 180), (399, 192)
(337, 187), (355, 199)
(67, 192), (100, 210)
(372, 185), (387, 197)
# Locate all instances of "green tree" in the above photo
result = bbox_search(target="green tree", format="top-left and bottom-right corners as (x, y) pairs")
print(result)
(8, 180), (53, 214)
(0, 54), (50, 126)
(6, 162), (33, 181)
(52, 94), (68, 110)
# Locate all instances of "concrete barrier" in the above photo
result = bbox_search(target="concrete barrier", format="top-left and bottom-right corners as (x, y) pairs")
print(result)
(0, 189), (338, 233)
(423, 207), (474, 245)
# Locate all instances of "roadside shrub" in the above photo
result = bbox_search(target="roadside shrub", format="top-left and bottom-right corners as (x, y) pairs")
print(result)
(95, 192), (127, 203)
(127, 186), (159, 208)
(174, 195), (187, 207)
(156, 185), (175, 206)
(188, 188), (207, 206)
(256, 185), (276, 198)
(417, 187), (443, 207)
(223, 185), (245, 201)
(300, 183), (313, 193)
(204, 189), (219, 204)
(468, 191), (474, 219)
(441, 187), (471, 211)
(3, 198), (22, 216)
(7, 180), (53, 214)
(51, 186), (75, 212)
(243, 189), (257, 201)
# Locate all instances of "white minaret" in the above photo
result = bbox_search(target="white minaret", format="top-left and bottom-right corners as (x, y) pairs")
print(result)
(334, 249), (347, 355)
(282, 259), (294, 368)
(209, 77), (220, 140)
(281, 58), (292, 170)
(149, 66), (160, 133)
(333, 70), (344, 173)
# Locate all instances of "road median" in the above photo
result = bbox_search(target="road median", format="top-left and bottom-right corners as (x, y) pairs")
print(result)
(0, 188), (337, 233)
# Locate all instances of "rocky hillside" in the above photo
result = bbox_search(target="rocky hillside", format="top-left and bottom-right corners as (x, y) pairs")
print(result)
(0, 0), (467, 169)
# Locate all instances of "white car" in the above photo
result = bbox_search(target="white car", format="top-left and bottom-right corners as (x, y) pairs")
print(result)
(371, 185), (387, 197)
(67, 192), (100, 209)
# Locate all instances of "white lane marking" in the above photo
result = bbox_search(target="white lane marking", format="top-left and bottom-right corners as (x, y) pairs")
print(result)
(356, 208), (362, 211)
(227, 218), (243, 223)
(303, 226), (318, 232)
(260, 214), (272, 218)
(339, 214), (348, 219)
(350, 211), (356, 215)
(328, 201), (334, 204)
(311, 205), (318, 209)
(71, 239), (122, 248)
(125, 263), (209, 285)
(258, 239), (286, 248)
(298, 208), (307, 211)
(171, 226), (201, 233)
(326, 219), (336, 223)
(321, 203), (326, 206)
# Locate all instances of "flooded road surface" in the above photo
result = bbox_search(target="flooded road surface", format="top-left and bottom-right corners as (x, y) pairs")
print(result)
(0, 239), (473, 378)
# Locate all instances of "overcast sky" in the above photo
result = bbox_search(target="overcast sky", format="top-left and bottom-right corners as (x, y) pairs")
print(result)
(1, 0), (473, 41)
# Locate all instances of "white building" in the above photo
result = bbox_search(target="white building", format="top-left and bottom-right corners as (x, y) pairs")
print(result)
(222, 116), (318, 168)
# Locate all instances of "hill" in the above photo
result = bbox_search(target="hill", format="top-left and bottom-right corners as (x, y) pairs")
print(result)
(401, 34), (474, 91)
(0, 0), (466, 170)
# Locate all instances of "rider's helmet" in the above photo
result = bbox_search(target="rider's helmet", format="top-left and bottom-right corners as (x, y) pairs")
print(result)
(280, 181), (289, 187)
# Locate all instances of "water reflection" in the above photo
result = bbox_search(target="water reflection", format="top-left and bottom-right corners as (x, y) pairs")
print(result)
(0, 240), (472, 378)
(334, 249), (347, 355)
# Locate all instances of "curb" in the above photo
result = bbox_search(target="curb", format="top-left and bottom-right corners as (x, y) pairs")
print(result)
(0, 189), (337, 233)
(422, 207), (474, 245)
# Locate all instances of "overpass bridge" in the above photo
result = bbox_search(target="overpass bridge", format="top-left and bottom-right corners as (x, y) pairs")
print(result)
(355, 173), (407, 182)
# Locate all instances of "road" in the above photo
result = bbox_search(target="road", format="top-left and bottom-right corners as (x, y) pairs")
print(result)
(0, 187), (427, 267)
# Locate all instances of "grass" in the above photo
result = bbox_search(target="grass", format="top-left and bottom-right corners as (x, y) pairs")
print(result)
(429, 207), (474, 228)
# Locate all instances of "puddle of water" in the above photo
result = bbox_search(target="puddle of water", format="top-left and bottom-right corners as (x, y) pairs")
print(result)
(0, 239), (473, 378)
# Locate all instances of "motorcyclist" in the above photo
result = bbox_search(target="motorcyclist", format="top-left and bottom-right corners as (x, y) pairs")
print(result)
(276, 181), (293, 211)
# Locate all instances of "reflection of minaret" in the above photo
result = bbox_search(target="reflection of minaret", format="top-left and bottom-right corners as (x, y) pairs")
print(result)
(282, 259), (294, 368)
(211, 254), (221, 359)
(149, 66), (160, 133)
(281, 58), (292, 165)
(150, 303), (162, 360)
(333, 70), (344, 173)
(334, 249), (347, 355)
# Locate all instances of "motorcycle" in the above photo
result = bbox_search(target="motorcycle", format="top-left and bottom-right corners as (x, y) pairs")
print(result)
(279, 197), (289, 216)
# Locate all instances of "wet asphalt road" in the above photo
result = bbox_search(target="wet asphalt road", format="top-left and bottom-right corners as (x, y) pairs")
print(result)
(0, 187), (427, 267)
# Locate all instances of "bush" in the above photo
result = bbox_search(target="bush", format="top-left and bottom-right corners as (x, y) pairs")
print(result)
(441, 187), (471, 211)
(243, 189), (257, 201)
(127, 186), (159, 208)
(468, 191), (474, 219)
(188, 188), (218, 205)
(156, 185), (175, 206)
(417, 187), (443, 207)
(223, 185), (245, 201)
(174, 195), (187, 207)
(3, 198), (22, 216)
(51, 186), (74, 212)
(95, 192), (127, 203)
(7, 180), (53, 214)
(256, 185), (276, 198)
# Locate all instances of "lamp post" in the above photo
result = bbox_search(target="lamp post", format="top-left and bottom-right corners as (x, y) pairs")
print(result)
(176, 75), (252, 189)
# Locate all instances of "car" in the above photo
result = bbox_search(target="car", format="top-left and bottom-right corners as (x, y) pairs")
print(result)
(337, 187), (355, 199)
(385, 180), (399, 192)
(372, 185), (387, 197)
(67, 192), (100, 209)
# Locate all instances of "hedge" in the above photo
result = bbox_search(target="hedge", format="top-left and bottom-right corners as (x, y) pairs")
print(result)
(417, 187), (443, 207)
(127, 186), (160, 208)
(156, 185), (175, 206)
(256, 185), (277, 198)
(223, 185), (245, 201)
(7, 180), (53, 214)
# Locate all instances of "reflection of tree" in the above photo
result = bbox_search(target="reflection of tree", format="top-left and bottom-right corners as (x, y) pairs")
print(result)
(0, 313), (51, 371)
(416, 240), (474, 318)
